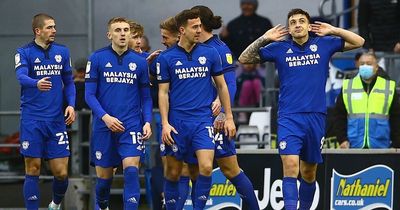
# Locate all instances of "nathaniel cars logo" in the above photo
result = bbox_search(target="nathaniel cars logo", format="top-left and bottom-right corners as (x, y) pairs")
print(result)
(331, 165), (393, 210)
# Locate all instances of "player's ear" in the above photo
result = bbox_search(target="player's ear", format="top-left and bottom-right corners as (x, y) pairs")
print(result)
(179, 26), (185, 35)
(107, 31), (112, 40)
(34, 28), (41, 36)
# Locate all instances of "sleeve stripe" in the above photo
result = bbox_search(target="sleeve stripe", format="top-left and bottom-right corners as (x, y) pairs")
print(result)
(15, 64), (27, 71)
(85, 78), (97, 82)
(221, 66), (236, 74)
(139, 83), (151, 88)
(211, 71), (224, 76)
(158, 79), (170, 83)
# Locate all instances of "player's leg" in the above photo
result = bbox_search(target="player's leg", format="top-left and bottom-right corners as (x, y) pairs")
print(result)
(281, 155), (300, 210)
(24, 157), (41, 210)
(298, 113), (325, 210)
(187, 163), (199, 209)
(121, 157), (141, 210)
(90, 130), (118, 210)
(299, 161), (317, 210)
(217, 155), (259, 210)
(175, 162), (190, 209)
(20, 120), (46, 210)
(164, 155), (183, 210)
(46, 121), (71, 210)
(119, 125), (147, 210)
(193, 149), (214, 210)
(48, 157), (69, 209)
(215, 131), (259, 209)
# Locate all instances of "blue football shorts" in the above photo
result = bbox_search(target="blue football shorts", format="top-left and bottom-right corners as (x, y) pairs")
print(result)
(19, 119), (70, 159)
(164, 117), (215, 163)
(90, 122), (145, 168)
(277, 112), (325, 163)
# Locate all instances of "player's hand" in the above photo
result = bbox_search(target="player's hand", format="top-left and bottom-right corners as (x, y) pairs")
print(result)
(339, 140), (350, 149)
(214, 112), (225, 133)
(102, 114), (125, 132)
(224, 118), (236, 139)
(142, 122), (152, 140)
(37, 77), (52, 91)
(64, 106), (75, 125)
(146, 50), (162, 64)
(211, 98), (221, 117)
(310, 21), (335, 36)
(263, 24), (288, 42)
(162, 123), (178, 146)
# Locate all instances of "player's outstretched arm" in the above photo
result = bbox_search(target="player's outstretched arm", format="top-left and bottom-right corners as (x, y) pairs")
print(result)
(310, 21), (365, 51)
(158, 82), (177, 145)
(239, 24), (288, 64)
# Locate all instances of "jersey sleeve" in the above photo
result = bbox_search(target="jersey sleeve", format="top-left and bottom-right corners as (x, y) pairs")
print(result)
(324, 36), (345, 54)
(259, 43), (276, 63)
(85, 53), (107, 118)
(62, 48), (76, 107)
(210, 48), (223, 76)
(156, 54), (170, 83)
(15, 49), (38, 88)
(85, 53), (99, 81)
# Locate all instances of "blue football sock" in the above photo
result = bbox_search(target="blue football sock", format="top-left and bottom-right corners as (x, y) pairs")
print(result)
(176, 176), (190, 209)
(299, 178), (316, 210)
(282, 177), (298, 210)
(123, 166), (140, 210)
(193, 175), (211, 210)
(230, 172), (260, 210)
(164, 179), (179, 210)
(190, 179), (196, 208)
(96, 177), (113, 209)
(52, 177), (68, 204)
(24, 175), (40, 210)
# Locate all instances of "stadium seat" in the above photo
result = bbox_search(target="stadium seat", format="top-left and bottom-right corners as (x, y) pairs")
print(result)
(248, 108), (271, 148)
(236, 125), (259, 149)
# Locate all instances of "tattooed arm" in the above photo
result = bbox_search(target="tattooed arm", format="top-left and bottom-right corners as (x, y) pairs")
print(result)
(239, 24), (289, 64)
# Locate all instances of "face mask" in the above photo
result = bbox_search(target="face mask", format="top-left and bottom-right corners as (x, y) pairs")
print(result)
(359, 64), (374, 80)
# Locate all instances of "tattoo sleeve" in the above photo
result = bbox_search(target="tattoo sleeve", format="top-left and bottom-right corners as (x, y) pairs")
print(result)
(238, 36), (269, 64)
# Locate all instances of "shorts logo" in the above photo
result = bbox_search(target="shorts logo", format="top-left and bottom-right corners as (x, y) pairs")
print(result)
(21, 141), (29, 150)
(95, 151), (102, 160)
(55, 55), (62, 63)
(279, 140), (287, 150)
(310, 44), (318, 52)
(198, 56), (206, 65)
(129, 62), (137, 71)
(172, 144), (178, 152)
(160, 143), (165, 152)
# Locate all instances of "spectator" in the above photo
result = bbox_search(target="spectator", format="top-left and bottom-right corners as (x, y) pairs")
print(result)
(220, 0), (272, 59)
(335, 52), (400, 149)
(358, 0), (400, 82)
(235, 63), (265, 107)
(73, 58), (90, 111)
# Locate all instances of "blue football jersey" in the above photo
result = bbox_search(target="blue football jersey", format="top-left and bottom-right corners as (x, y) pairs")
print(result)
(157, 43), (223, 121)
(85, 46), (151, 131)
(205, 35), (237, 105)
(15, 41), (75, 122)
(259, 35), (344, 115)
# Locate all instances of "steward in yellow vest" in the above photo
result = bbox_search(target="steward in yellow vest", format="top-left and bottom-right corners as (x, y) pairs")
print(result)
(334, 52), (400, 148)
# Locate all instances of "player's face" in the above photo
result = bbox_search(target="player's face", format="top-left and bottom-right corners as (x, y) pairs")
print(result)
(181, 17), (201, 44)
(129, 32), (142, 52)
(160, 29), (178, 48)
(36, 19), (56, 44)
(107, 22), (130, 48)
(288, 14), (311, 39)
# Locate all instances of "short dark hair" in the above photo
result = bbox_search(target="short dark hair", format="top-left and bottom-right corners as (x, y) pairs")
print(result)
(32, 13), (54, 35)
(191, 5), (222, 33)
(159, 16), (179, 36)
(175, 9), (200, 28)
(107, 17), (129, 30)
(287, 8), (311, 23)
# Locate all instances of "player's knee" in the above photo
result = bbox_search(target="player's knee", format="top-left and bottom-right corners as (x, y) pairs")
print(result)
(301, 169), (316, 182)
(165, 168), (181, 181)
(221, 166), (240, 179)
(198, 163), (213, 176)
(53, 168), (68, 180)
(25, 164), (41, 175)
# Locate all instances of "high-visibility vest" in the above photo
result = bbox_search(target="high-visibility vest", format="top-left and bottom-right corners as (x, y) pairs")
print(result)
(342, 75), (395, 148)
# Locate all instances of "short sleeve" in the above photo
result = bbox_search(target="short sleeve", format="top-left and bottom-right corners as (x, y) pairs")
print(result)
(324, 36), (345, 54)
(210, 48), (223, 76)
(259, 43), (275, 63)
(156, 54), (170, 83)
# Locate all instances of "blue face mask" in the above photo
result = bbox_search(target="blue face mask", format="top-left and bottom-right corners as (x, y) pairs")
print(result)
(359, 64), (374, 80)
